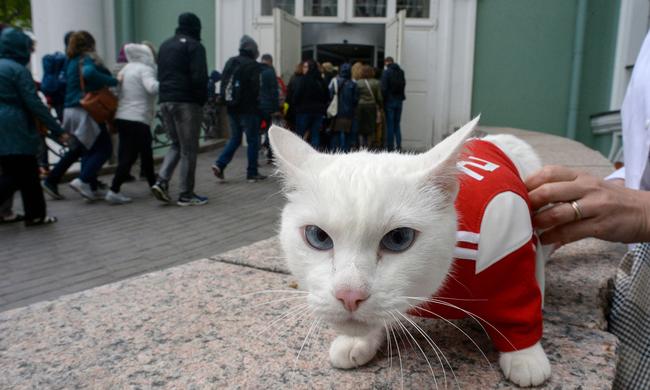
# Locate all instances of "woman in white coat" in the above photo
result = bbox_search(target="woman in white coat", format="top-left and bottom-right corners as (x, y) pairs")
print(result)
(106, 43), (159, 204)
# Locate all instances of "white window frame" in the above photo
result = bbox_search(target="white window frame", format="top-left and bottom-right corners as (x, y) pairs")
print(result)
(346, 0), (393, 24)
(298, 0), (346, 22)
(255, 0), (436, 26)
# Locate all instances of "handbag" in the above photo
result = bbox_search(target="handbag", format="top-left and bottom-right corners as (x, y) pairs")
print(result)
(78, 58), (118, 124)
(364, 79), (383, 125)
(326, 78), (338, 118)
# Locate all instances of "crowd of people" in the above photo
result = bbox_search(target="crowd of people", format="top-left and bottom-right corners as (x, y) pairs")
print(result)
(0, 12), (407, 226)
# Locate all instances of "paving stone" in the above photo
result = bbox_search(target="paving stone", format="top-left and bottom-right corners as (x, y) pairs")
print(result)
(0, 260), (616, 389)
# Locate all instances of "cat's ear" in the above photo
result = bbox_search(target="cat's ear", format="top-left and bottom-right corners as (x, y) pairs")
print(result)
(268, 125), (320, 175)
(419, 115), (480, 198)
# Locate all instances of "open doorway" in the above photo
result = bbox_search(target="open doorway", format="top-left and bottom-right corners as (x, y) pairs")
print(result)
(301, 23), (385, 67)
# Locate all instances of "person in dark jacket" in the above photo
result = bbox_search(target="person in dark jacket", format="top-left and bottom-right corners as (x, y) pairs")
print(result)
(151, 12), (209, 206)
(292, 59), (328, 149)
(329, 63), (359, 152)
(258, 53), (279, 164)
(380, 57), (406, 151)
(284, 62), (304, 131)
(0, 28), (67, 225)
(41, 31), (118, 202)
(211, 35), (267, 183)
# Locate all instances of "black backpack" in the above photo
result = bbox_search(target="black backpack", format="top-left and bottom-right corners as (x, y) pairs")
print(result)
(389, 67), (406, 96)
(222, 57), (258, 108)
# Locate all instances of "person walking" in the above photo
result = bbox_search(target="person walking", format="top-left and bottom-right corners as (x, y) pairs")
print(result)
(105, 43), (159, 205)
(0, 28), (67, 225)
(356, 65), (383, 148)
(211, 35), (266, 183)
(41, 31), (117, 201)
(258, 53), (280, 165)
(329, 63), (359, 152)
(292, 59), (328, 149)
(151, 12), (209, 206)
(381, 56), (406, 151)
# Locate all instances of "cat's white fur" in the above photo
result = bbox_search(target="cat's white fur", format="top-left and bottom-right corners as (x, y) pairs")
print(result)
(269, 117), (551, 387)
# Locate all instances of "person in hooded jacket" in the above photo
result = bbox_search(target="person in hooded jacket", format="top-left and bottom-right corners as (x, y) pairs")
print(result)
(329, 63), (359, 152)
(151, 12), (209, 207)
(41, 31), (118, 202)
(292, 59), (328, 149)
(0, 28), (67, 226)
(105, 43), (159, 205)
(211, 35), (267, 183)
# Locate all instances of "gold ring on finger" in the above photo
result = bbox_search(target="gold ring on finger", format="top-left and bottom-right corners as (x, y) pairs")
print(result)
(570, 200), (583, 221)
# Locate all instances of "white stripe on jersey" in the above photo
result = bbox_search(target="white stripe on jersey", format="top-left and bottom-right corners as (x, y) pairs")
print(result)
(453, 247), (478, 260)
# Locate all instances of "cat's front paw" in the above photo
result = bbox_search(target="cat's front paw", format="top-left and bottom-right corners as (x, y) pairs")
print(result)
(329, 333), (381, 369)
(499, 342), (551, 387)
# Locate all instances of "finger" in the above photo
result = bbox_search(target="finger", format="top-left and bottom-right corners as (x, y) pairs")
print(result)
(525, 165), (579, 191)
(532, 202), (583, 230)
(538, 219), (596, 246)
(529, 181), (590, 210)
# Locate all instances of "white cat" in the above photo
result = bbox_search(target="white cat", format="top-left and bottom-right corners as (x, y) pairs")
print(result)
(268, 117), (551, 387)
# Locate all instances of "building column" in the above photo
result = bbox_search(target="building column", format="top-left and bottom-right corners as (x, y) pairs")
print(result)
(30, 0), (116, 79)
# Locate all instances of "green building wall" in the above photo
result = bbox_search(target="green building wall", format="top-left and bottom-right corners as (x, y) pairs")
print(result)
(471, 0), (620, 156)
(114, 0), (216, 70)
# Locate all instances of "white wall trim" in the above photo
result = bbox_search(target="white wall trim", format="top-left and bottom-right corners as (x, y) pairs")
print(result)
(610, 0), (650, 109)
(431, 0), (476, 144)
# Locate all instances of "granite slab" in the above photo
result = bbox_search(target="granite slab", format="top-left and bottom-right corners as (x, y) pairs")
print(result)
(0, 258), (616, 389)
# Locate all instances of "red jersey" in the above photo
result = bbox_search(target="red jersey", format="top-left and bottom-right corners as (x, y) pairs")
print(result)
(411, 139), (543, 352)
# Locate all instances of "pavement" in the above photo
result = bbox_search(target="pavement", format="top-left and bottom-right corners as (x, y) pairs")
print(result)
(0, 145), (284, 312)
(0, 128), (624, 388)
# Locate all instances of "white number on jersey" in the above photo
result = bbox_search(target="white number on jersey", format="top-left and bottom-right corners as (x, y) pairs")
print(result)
(457, 156), (500, 181)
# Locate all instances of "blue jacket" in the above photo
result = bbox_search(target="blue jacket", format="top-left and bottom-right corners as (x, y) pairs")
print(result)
(64, 55), (117, 108)
(0, 28), (64, 156)
(329, 63), (359, 119)
(258, 63), (279, 114)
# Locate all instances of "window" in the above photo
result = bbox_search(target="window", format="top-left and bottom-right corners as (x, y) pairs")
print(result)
(354, 0), (387, 17)
(304, 0), (338, 17)
(396, 0), (430, 18)
(261, 0), (295, 16)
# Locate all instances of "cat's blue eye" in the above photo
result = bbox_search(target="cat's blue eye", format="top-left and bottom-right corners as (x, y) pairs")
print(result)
(304, 225), (334, 251)
(381, 228), (416, 252)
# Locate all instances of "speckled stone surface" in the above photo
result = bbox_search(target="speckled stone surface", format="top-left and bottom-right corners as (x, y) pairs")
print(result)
(0, 128), (621, 388)
(0, 259), (617, 389)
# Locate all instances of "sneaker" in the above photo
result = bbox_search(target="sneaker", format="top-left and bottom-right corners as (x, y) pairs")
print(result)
(247, 174), (268, 183)
(41, 180), (65, 200)
(105, 190), (132, 205)
(69, 178), (95, 200)
(177, 194), (208, 207)
(151, 181), (171, 203)
(211, 164), (225, 181)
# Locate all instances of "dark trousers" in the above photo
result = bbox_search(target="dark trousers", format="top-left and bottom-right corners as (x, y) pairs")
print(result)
(216, 113), (261, 178)
(111, 119), (155, 192)
(79, 129), (112, 186)
(46, 136), (85, 186)
(0, 155), (46, 220)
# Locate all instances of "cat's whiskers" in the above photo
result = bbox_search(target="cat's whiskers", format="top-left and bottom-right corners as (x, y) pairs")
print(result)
(238, 289), (310, 299)
(291, 316), (322, 385)
(382, 320), (393, 378)
(388, 311), (440, 390)
(396, 311), (459, 389)
(247, 295), (309, 309)
(404, 301), (494, 371)
(388, 320), (405, 390)
(406, 296), (517, 351)
(255, 302), (311, 339)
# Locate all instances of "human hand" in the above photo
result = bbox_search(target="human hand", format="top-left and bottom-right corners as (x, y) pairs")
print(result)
(58, 133), (70, 145)
(526, 165), (650, 245)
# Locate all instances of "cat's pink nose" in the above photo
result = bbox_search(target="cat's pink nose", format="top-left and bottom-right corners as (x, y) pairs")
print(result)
(335, 289), (369, 312)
